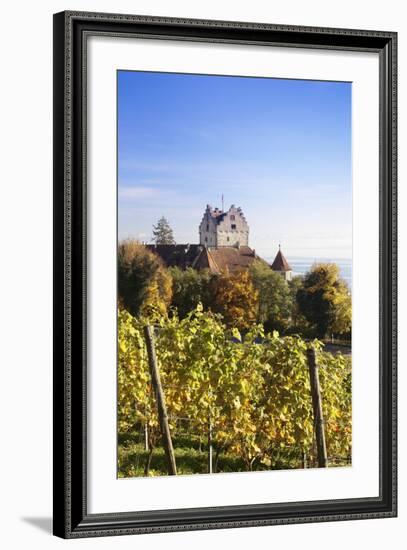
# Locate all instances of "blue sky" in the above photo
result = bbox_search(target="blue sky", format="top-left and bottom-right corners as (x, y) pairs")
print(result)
(118, 70), (352, 259)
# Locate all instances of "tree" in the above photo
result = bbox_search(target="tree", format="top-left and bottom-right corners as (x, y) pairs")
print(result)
(249, 260), (293, 333)
(296, 263), (352, 338)
(288, 276), (312, 336)
(140, 264), (173, 318)
(118, 240), (171, 317)
(152, 216), (175, 245)
(210, 269), (258, 330)
(169, 267), (213, 318)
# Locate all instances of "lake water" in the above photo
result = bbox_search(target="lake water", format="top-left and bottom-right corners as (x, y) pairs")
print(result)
(266, 257), (352, 289)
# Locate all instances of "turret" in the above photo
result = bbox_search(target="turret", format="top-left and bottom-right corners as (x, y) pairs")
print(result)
(270, 245), (292, 281)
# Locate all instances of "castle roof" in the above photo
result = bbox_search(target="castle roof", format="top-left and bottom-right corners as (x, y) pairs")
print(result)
(270, 248), (292, 272)
(208, 246), (257, 273)
(206, 207), (227, 225)
(146, 244), (201, 270)
(209, 207), (225, 218)
(147, 244), (262, 274)
(204, 204), (246, 226)
(192, 247), (221, 273)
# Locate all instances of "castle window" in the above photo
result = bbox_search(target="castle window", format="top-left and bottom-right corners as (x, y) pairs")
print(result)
(206, 224), (209, 231)
(231, 224), (236, 230)
(230, 215), (235, 221)
(205, 237), (208, 242)
(227, 237), (230, 242)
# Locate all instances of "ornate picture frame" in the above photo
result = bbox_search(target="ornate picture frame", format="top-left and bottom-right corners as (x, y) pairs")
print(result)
(53, 11), (397, 538)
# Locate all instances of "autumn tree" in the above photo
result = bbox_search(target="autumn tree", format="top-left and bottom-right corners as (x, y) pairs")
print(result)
(140, 264), (173, 318)
(296, 263), (351, 338)
(210, 269), (258, 330)
(249, 260), (293, 333)
(118, 240), (172, 317)
(152, 216), (175, 245)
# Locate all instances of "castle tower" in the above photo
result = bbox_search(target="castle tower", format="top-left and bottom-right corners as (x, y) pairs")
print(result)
(199, 204), (249, 248)
(270, 245), (292, 282)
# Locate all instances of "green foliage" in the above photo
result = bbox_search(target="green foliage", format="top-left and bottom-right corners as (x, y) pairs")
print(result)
(169, 267), (213, 318)
(117, 308), (152, 434)
(152, 216), (175, 245)
(118, 306), (352, 476)
(249, 260), (293, 333)
(287, 276), (313, 336)
(318, 351), (352, 459)
(297, 263), (352, 338)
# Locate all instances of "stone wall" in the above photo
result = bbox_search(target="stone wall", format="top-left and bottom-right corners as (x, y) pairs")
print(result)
(198, 206), (218, 246)
(216, 205), (249, 247)
(199, 204), (249, 247)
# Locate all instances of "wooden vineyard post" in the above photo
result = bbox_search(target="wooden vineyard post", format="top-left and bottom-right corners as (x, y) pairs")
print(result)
(207, 389), (214, 474)
(144, 423), (149, 452)
(207, 414), (213, 474)
(306, 346), (328, 468)
(143, 325), (177, 475)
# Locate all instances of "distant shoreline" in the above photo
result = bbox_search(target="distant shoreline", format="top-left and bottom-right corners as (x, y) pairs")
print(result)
(265, 256), (352, 288)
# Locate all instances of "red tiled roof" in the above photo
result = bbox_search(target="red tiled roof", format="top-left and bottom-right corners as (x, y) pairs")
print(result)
(146, 244), (263, 274)
(208, 246), (257, 273)
(192, 247), (221, 273)
(146, 244), (200, 269)
(270, 249), (292, 272)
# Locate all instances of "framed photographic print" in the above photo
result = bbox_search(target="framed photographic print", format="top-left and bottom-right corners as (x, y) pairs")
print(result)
(53, 11), (397, 538)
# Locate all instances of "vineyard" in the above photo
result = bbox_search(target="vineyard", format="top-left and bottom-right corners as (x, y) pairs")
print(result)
(118, 305), (352, 477)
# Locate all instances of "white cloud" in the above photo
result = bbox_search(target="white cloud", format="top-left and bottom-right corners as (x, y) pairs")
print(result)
(118, 186), (160, 200)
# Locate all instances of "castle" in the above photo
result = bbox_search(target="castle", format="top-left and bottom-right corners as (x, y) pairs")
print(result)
(147, 204), (292, 281)
(199, 204), (249, 248)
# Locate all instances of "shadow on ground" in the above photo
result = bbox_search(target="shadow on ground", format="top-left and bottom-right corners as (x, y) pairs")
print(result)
(21, 517), (52, 534)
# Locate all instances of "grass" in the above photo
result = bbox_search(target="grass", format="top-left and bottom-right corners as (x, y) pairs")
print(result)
(118, 431), (310, 478)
